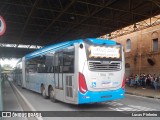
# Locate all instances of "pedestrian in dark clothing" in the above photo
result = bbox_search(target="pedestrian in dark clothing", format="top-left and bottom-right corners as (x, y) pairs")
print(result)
(153, 76), (159, 90)
(139, 74), (143, 86)
(142, 74), (146, 89)
(129, 74), (134, 86)
(146, 74), (151, 88)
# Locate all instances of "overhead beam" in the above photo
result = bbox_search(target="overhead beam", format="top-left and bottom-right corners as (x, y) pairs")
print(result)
(77, 1), (158, 18)
(37, 7), (130, 24)
(17, 0), (41, 44)
(1, 1), (159, 19)
(0, 47), (36, 58)
(6, 17), (116, 30)
(148, 0), (160, 8)
(35, 0), (77, 41)
(5, 10), (131, 25)
(2, 1), (159, 25)
(113, 0), (145, 23)
(56, 0), (119, 40)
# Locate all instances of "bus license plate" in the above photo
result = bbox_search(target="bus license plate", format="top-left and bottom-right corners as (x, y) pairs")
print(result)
(99, 73), (107, 77)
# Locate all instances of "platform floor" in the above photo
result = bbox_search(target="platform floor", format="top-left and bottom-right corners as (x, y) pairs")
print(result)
(126, 85), (160, 99)
(2, 80), (27, 120)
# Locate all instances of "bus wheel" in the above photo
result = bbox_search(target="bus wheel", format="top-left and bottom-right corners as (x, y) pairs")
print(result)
(41, 86), (48, 99)
(49, 86), (56, 102)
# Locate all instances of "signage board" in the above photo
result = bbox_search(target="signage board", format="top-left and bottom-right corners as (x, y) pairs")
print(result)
(0, 16), (6, 36)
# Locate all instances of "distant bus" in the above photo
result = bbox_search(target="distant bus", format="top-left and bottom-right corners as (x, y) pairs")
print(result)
(14, 59), (22, 85)
(15, 38), (125, 104)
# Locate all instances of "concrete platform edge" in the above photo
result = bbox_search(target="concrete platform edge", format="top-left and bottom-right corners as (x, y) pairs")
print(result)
(125, 92), (160, 99)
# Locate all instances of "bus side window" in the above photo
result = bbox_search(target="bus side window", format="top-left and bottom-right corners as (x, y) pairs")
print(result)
(26, 56), (46, 73)
(58, 52), (63, 73)
(25, 59), (36, 73)
(54, 53), (59, 73)
(53, 51), (63, 73)
(63, 49), (74, 73)
(54, 52), (63, 89)
(36, 55), (46, 73)
(37, 64), (46, 73)
(45, 54), (54, 73)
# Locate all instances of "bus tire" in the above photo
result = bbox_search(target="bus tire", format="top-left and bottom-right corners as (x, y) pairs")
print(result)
(41, 86), (48, 99)
(49, 86), (56, 102)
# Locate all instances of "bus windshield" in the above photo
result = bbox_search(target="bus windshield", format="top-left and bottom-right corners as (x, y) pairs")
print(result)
(84, 41), (122, 61)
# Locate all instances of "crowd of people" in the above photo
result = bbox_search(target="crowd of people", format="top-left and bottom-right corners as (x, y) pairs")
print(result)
(126, 73), (160, 90)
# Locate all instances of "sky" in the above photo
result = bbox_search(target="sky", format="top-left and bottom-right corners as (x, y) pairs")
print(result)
(0, 58), (20, 68)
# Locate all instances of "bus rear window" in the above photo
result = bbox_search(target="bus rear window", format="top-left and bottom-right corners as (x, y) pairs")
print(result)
(85, 43), (122, 61)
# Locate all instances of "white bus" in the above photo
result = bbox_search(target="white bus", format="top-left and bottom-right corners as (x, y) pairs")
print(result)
(15, 38), (125, 104)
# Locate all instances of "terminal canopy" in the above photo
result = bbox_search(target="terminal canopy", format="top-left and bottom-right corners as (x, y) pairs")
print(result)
(0, 0), (159, 57)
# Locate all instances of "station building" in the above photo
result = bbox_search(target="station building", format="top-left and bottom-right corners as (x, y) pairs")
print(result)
(102, 15), (160, 77)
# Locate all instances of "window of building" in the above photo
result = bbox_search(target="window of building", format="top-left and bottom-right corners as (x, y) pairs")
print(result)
(125, 63), (130, 68)
(152, 38), (158, 52)
(126, 39), (131, 52)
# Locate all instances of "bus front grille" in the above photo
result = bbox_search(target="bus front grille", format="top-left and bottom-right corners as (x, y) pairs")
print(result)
(88, 61), (121, 71)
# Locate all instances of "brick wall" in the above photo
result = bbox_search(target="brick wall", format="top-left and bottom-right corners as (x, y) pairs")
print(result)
(113, 24), (160, 76)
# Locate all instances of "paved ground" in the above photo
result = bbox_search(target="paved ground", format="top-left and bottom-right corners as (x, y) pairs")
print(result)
(2, 80), (28, 120)
(3, 80), (23, 111)
(2, 80), (160, 120)
(126, 85), (160, 99)
(15, 84), (160, 111)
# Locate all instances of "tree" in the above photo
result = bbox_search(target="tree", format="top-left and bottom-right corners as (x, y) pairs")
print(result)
(1, 64), (13, 71)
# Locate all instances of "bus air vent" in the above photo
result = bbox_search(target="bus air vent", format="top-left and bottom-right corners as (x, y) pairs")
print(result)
(88, 61), (121, 71)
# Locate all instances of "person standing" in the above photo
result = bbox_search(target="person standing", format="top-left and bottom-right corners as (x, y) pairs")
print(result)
(139, 74), (143, 86)
(142, 73), (146, 89)
(154, 76), (159, 90)
(146, 74), (151, 88)
(135, 74), (139, 88)
(129, 74), (134, 86)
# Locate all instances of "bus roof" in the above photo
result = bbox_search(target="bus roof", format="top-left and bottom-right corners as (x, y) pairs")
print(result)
(25, 38), (117, 60)
(16, 58), (22, 64)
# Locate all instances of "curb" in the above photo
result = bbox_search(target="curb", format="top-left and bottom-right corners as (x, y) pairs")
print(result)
(0, 79), (3, 111)
(125, 92), (160, 99)
(9, 81), (44, 120)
